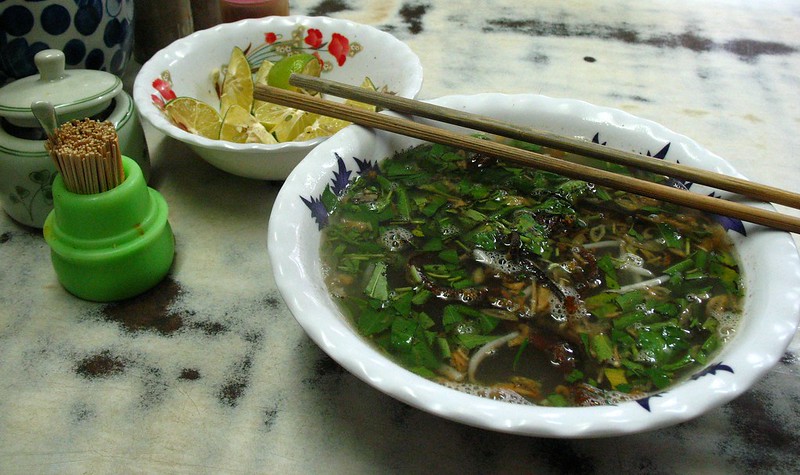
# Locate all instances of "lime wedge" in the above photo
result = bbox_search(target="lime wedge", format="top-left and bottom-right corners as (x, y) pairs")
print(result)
(220, 104), (276, 144)
(295, 116), (350, 141)
(254, 59), (274, 85)
(267, 53), (322, 92)
(345, 76), (379, 112)
(220, 47), (254, 115)
(254, 101), (290, 130)
(252, 60), (275, 111)
(164, 97), (222, 139)
(270, 108), (318, 142)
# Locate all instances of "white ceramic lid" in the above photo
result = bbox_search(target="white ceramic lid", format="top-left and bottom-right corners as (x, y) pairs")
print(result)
(0, 49), (122, 128)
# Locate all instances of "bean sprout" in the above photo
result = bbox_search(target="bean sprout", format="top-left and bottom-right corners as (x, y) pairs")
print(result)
(468, 331), (521, 382)
(612, 275), (671, 293)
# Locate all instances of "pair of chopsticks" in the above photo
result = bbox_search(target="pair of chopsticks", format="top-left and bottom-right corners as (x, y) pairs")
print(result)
(253, 75), (800, 234)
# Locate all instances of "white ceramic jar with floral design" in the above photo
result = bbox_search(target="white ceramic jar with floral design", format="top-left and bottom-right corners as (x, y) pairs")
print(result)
(0, 49), (147, 228)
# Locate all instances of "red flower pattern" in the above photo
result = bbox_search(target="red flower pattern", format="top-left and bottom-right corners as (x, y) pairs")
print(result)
(304, 28), (323, 48)
(151, 94), (166, 110)
(152, 27), (362, 110)
(152, 78), (176, 101)
(327, 33), (349, 66)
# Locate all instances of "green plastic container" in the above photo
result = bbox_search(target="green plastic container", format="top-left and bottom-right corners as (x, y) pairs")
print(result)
(43, 156), (175, 302)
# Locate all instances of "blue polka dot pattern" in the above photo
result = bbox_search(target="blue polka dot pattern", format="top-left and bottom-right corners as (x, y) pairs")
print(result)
(74, 1), (103, 36)
(110, 48), (124, 73)
(105, 0), (124, 17)
(41, 5), (71, 36)
(86, 48), (104, 70)
(2, 6), (35, 37)
(3, 38), (37, 78)
(63, 38), (86, 65)
(0, 1), (134, 81)
(103, 18), (123, 48)
(29, 41), (50, 59)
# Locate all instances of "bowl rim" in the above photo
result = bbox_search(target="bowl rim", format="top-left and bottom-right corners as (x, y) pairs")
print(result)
(268, 92), (800, 438)
(133, 15), (424, 155)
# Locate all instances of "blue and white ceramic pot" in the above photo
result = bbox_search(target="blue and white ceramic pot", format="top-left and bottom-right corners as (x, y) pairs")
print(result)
(0, 0), (134, 82)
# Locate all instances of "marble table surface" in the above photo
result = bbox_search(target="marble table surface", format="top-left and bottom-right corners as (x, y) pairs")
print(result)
(2, 0), (799, 473)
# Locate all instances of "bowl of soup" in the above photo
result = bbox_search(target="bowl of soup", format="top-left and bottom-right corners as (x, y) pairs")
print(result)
(267, 93), (800, 437)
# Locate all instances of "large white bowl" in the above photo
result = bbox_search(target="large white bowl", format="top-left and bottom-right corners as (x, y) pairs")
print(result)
(133, 16), (423, 180)
(268, 93), (800, 438)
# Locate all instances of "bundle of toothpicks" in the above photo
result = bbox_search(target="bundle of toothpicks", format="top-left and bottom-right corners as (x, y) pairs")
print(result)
(45, 119), (124, 195)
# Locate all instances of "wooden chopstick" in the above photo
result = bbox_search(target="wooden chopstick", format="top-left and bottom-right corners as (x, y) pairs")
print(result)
(288, 73), (800, 210)
(253, 83), (800, 234)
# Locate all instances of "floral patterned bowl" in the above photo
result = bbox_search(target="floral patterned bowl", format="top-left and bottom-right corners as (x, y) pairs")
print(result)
(268, 93), (800, 438)
(133, 15), (423, 180)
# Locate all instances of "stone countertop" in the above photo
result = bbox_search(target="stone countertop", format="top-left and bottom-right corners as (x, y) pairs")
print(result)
(2, 0), (799, 473)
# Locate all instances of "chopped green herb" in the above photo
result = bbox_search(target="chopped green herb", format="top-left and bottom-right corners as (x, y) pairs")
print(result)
(320, 141), (743, 407)
(364, 262), (389, 300)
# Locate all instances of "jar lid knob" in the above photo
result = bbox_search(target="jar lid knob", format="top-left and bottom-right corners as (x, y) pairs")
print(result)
(0, 48), (121, 128)
(35, 50), (67, 82)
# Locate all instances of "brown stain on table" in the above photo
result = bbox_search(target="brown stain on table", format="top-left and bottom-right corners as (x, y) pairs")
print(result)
(399, 3), (429, 34)
(219, 356), (253, 406)
(483, 18), (796, 62)
(308, 0), (351, 16)
(76, 351), (127, 378)
(100, 277), (185, 334)
(179, 368), (201, 380)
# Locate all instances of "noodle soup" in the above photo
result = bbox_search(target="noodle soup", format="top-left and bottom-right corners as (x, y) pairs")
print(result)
(320, 141), (743, 407)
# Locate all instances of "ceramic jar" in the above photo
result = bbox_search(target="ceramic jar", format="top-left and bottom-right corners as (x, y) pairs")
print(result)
(0, 0), (134, 82)
(0, 49), (148, 228)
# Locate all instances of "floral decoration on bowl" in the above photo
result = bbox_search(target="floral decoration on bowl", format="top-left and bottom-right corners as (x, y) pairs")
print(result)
(149, 25), (362, 111)
(251, 25), (360, 70)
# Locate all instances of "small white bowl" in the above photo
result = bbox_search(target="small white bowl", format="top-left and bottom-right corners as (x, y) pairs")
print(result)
(268, 93), (800, 438)
(133, 15), (423, 180)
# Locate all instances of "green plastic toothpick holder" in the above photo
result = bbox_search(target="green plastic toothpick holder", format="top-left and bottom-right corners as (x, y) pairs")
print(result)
(43, 156), (175, 302)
